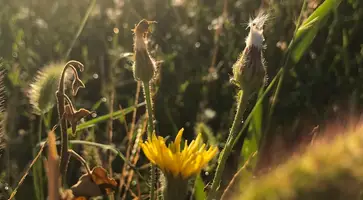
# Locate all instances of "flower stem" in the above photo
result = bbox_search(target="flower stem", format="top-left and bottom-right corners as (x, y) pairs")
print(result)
(163, 174), (188, 200)
(207, 89), (250, 200)
(142, 81), (156, 200)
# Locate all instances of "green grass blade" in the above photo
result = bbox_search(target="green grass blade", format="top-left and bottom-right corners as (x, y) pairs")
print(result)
(67, 102), (145, 134)
(292, 0), (343, 63)
(64, 0), (96, 59)
(194, 174), (207, 200)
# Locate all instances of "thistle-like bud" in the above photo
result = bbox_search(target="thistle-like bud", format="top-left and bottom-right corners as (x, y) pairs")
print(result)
(132, 19), (157, 83)
(232, 13), (268, 92)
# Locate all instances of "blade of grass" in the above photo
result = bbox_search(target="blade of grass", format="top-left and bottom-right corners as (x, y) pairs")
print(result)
(67, 102), (145, 134)
(64, 0), (96, 59)
(193, 174), (206, 200)
(292, 0), (343, 63)
(261, 0), (342, 161)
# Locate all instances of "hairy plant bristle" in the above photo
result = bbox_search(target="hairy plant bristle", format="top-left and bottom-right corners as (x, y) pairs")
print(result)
(28, 62), (71, 115)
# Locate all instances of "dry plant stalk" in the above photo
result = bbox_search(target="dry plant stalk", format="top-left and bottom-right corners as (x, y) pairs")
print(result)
(56, 60), (85, 177)
(45, 131), (60, 200)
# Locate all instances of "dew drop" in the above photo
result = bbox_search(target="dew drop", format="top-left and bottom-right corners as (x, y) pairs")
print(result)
(101, 97), (107, 102)
(195, 42), (201, 48)
(93, 73), (99, 79)
(113, 27), (119, 34)
(132, 180), (137, 186)
(12, 52), (18, 58)
(205, 171), (209, 176)
(91, 112), (97, 118)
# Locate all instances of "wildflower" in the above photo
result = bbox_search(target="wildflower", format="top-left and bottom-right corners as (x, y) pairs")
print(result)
(141, 128), (217, 200)
(141, 128), (218, 179)
(232, 12), (268, 92)
(132, 19), (157, 83)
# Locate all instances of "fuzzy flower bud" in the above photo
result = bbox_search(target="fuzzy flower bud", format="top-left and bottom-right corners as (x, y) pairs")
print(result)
(132, 19), (156, 83)
(232, 13), (268, 92)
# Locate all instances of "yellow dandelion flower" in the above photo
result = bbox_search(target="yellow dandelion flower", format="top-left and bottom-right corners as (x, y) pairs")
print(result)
(140, 128), (218, 179)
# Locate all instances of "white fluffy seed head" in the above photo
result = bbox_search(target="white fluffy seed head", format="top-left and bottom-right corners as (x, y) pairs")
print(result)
(245, 12), (269, 49)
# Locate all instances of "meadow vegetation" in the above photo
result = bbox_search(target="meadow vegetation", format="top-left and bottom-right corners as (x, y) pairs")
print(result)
(0, 0), (363, 199)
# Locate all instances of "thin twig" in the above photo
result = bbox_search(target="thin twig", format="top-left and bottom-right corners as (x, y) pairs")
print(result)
(221, 151), (258, 200)
(122, 117), (147, 200)
(209, 0), (228, 70)
(8, 140), (48, 200)
(120, 82), (141, 199)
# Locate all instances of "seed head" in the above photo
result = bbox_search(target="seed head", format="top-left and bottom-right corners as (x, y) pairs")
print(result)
(245, 12), (269, 49)
(29, 62), (70, 115)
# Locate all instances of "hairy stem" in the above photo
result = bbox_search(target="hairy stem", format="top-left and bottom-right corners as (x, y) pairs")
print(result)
(207, 89), (250, 200)
(142, 81), (156, 200)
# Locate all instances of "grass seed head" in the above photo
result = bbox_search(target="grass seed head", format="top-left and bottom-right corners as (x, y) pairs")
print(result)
(28, 62), (70, 115)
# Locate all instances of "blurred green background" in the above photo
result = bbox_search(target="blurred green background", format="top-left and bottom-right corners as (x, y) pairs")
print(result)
(0, 0), (362, 199)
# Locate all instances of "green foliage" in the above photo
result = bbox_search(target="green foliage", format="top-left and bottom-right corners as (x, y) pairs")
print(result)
(193, 174), (206, 200)
(0, 0), (362, 199)
(292, 0), (343, 63)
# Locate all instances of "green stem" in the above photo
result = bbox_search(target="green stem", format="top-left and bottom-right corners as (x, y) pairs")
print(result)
(143, 82), (154, 137)
(207, 89), (250, 200)
(142, 81), (156, 200)
(32, 116), (43, 200)
(64, 0), (96, 59)
(37, 116), (44, 200)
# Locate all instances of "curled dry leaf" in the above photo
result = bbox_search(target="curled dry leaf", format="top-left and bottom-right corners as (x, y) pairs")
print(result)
(71, 77), (85, 96)
(63, 94), (93, 135)
(70, 166), (118, 198)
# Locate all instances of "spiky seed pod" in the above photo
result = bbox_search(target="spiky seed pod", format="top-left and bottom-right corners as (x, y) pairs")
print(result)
(132, 19), (157, 83)
(29, 62), (70, 115)
(232, 13), (268, 92)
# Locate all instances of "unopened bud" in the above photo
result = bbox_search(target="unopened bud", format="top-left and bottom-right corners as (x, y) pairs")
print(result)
(232, 13), (268, 92)
(132, 19), (157, 83)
